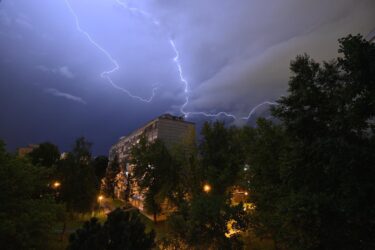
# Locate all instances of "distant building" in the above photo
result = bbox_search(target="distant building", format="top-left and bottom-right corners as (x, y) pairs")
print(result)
(107, 114), (195, 220)
(60, 152), (69, 160)
(17, 144), (39, 157)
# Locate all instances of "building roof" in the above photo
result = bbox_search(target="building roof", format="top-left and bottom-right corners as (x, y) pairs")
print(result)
(117, 113), (194, 142)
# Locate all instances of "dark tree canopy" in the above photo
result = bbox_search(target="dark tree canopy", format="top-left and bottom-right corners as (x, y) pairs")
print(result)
(247, 35), (375, 249)
(200, 122), (245, 194)
(68, 208), (155, 250)
(162, 122), (248, 250)
(58, 137), (98, 213)
(93, 155), (109, 181)
(102, 155), (120, 199)
(0, 140), (63, 249)
(130, 138), (177, 222)
(28, 142), (60, 168)
(68, 218), (106, 250)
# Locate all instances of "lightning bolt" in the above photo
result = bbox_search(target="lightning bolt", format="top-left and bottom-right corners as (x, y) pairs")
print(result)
(64, 0), (156, 103)
(66, 0), (277, 121)
(114, 0), (278, 121)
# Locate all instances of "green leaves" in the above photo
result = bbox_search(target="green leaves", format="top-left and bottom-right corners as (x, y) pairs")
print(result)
(0, 140), (63, 249)
(27, 142), (60, 168)
(68, 209), (155, 250)
(58, 137), (99, 214)
(131, 138), (176, 219)
(247, 35), (375, 249)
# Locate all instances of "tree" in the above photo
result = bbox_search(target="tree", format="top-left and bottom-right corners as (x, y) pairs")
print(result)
(68, 218), (106, 250)
(93, 156), (108, 181)
(68, 208), (155, 250)
(165, 122), (248, 249)
(58, 137), (98, 213)
(240, 119), (289, 248)
(131, 138), (177, 222)
(247, 35), (375, 249)
(0, 140), (63, 249)
(200, 122), (245, 194)
(102, 155), (120, 199)
(27, 142), (60, 168)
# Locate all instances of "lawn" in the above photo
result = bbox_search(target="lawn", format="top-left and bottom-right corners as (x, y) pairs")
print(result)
(49, 210), (107, 250)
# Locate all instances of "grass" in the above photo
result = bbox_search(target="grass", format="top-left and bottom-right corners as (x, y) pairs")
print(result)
(138, 213), (169, 240)
(49, 210), (108, 250)
(48, 199), (275, 250)
(242, 231), (276, 250)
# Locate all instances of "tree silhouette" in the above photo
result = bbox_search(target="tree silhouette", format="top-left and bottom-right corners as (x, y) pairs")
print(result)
(68, 208), (155, 250)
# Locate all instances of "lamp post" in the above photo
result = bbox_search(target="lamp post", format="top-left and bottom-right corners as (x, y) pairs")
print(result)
(98, 195), (104, 203)
(52, 181), (61, 202)
(203, 184), (212, 193)
(53, 181), (61, 189)
(97, 195), (104, 209)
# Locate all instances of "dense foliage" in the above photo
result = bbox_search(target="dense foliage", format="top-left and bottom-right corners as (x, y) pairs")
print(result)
(58, 137), (99, 213)
(102, 155), (120, 199)
(131, 138), (177, 222)
(68, 208), (155, 250)
(93, 155), (109, 181)
(0, 141), (63, 249)
(27, 142), (60, 168)
(246, 34), (375, 249)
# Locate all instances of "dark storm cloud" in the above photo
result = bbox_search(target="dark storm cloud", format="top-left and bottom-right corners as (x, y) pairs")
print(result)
(0, 0), (374, 154)
(144, 0), (375, 116)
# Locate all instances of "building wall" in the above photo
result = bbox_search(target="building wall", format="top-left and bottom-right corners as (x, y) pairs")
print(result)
(157, 118), (195, 148)
(107, 114), (195, 220)
(17, 144), (39, 157)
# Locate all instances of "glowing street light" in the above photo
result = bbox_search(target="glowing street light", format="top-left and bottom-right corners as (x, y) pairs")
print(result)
(98, 195), (104, 204)
(53, 181), (61, 189)
(203, 184), (211, 193)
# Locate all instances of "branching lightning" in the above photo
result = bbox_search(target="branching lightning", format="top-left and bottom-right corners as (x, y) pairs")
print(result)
(64, 0), (156, 103)
(65, 0), (278, 121)
(114, 0), (278, 120)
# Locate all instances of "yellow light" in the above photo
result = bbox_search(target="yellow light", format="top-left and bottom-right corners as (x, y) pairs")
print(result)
(203, 184), (211, 193)
(225, 219), (241, 238)
(244, 192), (248, 196)
(53, 181), (61, 188)
(98, 195), (104, 202)
(243, 202), (256, 211)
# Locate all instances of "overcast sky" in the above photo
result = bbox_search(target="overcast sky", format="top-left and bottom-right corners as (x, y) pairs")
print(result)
(0, 0), (374, 154)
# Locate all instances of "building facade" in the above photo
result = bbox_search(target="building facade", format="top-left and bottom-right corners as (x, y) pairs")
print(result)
(107, 114), (195, 220)
(17, 144), (39, 157)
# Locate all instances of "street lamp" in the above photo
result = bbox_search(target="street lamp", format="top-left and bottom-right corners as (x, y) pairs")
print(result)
(98, 195), (104, 203)
(203, 184), (211, 193)
(97, 195), (104, 213)
(53, 181), (61, 189)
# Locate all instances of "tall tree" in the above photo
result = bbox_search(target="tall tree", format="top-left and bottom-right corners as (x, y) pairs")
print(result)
(248, 35), (375, 249)
(0, 140), (63, 249)
(165, 122), (248, 249)
(27, 142), (60, 168)
(131, 138), (176, 222)
(200, 122), (245, 194)
(58, 137), (98, 213)
(68, 208), (155, 250)
(67, 218), (106, 250)
(93, 156), (109, 181)
(102, 155), (120, 199)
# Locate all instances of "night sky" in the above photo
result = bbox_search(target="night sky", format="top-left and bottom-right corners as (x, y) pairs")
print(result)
(0, 0), (374, 155)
